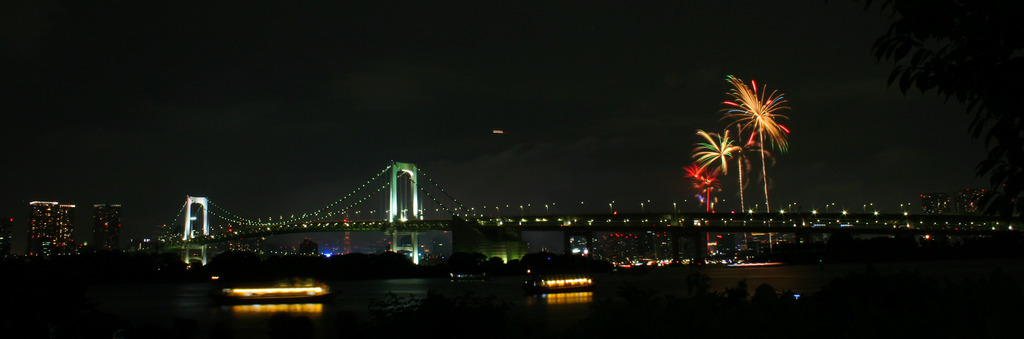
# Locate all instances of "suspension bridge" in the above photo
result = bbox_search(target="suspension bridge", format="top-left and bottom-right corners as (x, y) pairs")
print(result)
(165, 161), (1019, 266)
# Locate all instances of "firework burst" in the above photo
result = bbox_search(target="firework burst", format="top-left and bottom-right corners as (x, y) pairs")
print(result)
(722, 75), (790, 151)
(684, 163), (722, 212)
(721, 75), (790, 212)
(693, 129), (742, 175)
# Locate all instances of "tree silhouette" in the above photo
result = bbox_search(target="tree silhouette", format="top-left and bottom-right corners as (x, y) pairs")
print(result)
(865, 0), (1024, 218)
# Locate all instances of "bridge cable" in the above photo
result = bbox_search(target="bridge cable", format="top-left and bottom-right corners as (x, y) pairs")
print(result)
(204, 165), (393, 227)
(407, 175), (462, 217)
(416, 168), (467, 213)
(159, 200), (189, 242)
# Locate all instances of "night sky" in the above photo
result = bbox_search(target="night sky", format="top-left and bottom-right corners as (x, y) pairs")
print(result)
(0, 1), (987, 252)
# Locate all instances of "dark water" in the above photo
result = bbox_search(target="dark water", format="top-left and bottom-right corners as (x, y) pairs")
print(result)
(86, 258), (1024, 339)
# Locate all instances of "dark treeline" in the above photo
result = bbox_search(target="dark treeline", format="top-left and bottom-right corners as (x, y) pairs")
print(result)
(0, 250), (612, 338)
(0, 250), (614, 285)
(204, 250), (613, 283)
(342, 265), (1024, 339)
(559, 266), (1024, 339)
(2, 251), (1022, 338)
(756, 231), (1024, 264)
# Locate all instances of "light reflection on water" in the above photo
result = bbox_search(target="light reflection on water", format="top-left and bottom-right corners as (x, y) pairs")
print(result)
(524, 292), (593, 306)
(229, 303), (324, 315)
(84, 258), (1024, 338)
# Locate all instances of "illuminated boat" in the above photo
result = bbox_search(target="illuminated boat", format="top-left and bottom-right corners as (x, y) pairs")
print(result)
(726, 262), (785, 267)
(450, 272), (489, 281)
(214, 279), (335, 305)
(523, 275), (595, 295)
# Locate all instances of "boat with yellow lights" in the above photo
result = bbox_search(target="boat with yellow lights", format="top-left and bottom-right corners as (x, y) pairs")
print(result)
(523, 275), (595, 295)
(214, 278), (335, 305)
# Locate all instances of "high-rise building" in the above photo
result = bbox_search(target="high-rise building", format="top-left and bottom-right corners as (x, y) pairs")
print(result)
(953, 189), (985, 213)
(299, 238), (319, 256)
(921, 189), (985, 214)
(920, 193), (950, 214)
(27, 201), (76, 256)
(92, 204), (122, 251)
(0, 218), (12, 257)
(56, 204), (76, 254)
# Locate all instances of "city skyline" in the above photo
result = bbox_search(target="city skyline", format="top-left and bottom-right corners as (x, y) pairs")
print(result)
(0, 2), (989, 250)
(0, 183), (988, 255)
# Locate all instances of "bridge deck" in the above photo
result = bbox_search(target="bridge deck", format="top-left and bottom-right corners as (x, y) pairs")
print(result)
(163, 212), (1017, 246)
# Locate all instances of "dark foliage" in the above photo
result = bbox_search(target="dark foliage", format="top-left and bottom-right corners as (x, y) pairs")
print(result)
(365, 291), (512, 339)
(567, 266), (1024, 338)
(863, 0), (1024, 219)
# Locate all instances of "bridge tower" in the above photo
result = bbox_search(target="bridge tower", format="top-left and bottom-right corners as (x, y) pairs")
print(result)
(388, 161), (421, 264)
(181, 196), (210, 266)
(389, 161), (420, 222)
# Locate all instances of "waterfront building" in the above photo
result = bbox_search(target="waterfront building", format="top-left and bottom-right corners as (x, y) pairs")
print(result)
(299, 238), (319, 256)
(920, 193), (951, 214)
(952, 189), (985, 213)
(921, 189), (985, 214)
(127, 238), (158, 253)
(27, 201), (76, 256)
(224, 236), (265, 253)
(92, 204), (122, 251)
(0, 218), (12, 257)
